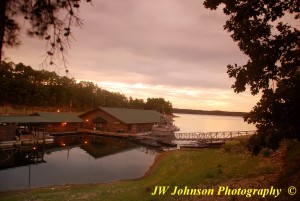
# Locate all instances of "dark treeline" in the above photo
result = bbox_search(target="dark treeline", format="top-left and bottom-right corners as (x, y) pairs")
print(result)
(173, 108), (247, 117)
(0, 62), (173, 114)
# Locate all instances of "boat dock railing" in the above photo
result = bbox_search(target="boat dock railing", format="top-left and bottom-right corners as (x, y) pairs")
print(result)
(174, 130), (256, 141)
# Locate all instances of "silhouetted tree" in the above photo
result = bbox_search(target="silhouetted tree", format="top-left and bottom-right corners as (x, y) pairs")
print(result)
(0, 0), (92, 70)
(0, 61), (174, 113)
(204, 0), (300, 154)
(129, 97), (145, 109)
(145, 98), (173, 114)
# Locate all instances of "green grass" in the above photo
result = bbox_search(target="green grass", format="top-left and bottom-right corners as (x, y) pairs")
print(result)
(0, 142), (278, 201)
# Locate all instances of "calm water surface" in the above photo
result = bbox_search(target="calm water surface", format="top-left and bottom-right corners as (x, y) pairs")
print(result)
(174, 113), (256, 133)
(0, 114), (256, 191)
(0, 137), (157, 191)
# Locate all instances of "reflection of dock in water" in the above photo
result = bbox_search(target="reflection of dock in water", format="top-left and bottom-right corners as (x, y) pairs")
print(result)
(50, 130), (257, 149)
(51, 130), (177, 149)
(0, 128), (54, 152)
(0, 147), (46, 170)
(0, 134), (161, 170)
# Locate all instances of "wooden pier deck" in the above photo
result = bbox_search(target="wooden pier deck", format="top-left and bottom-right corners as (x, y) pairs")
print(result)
(50, 130), (176, 147)
(51, 130), (161, 141)
(0, 135), (54, 150)
(48, 129), (258, 149)
(174, 130), (256, 141)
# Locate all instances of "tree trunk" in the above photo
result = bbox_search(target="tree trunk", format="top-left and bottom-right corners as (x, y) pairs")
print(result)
(0, 0), (8, 62)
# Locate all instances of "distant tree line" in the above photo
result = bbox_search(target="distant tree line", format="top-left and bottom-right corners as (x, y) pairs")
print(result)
(173, 108), (247, 117)
(0, 61), (173, 114)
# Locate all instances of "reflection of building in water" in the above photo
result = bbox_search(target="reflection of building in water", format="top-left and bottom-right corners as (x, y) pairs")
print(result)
(0, 147), (46, 189)
(46, 135), (139, 159)
(51, 135), (162, 157)
(80, 137), (137, 159)
(135, 145), (159, 156)
(0, 135), (160, 172)
(0, 135), (160, 190)
(0, 133), (162, 169)
(0, 148), (45, 169)
(48, 135), (160, 159)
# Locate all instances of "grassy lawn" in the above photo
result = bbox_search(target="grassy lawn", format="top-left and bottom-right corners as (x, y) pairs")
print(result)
(0, 141), (281, 201)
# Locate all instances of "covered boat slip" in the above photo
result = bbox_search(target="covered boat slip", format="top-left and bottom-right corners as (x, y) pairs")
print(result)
(0, 116), (47, 148)
(0, 112), (83, 149)
(0, 117), (50, 150)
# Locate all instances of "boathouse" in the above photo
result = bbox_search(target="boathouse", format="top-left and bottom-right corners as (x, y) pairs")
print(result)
(79, 107), (161, 133)
(0, 115), (48, 142)
(30, 112), (83, 132)
(0, 112), (83, 141)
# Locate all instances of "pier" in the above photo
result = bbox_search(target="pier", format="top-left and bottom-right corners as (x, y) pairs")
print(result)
(174, 130), (256, 141)
(51, 130), (177, 148)
(0, 130), (257, 150)
(51, 129), (257, 143)
(0, 136), (54, 151)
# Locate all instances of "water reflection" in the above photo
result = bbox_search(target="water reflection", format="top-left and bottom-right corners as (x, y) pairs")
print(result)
(0, 135), (159, 191)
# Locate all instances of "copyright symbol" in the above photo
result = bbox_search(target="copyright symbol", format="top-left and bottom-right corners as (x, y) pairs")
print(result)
(288, 186), (297, 196)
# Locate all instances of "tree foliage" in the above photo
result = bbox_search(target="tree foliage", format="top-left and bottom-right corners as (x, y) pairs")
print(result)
(204, 0), (300, 154)
(145, 98), (173, 114)
(0, 0), (92, 69)
(0, 61), (173, 114)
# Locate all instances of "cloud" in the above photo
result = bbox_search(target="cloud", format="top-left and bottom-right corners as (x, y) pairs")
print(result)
(5, 0), (258, 112)
(68, 0), (248, 87)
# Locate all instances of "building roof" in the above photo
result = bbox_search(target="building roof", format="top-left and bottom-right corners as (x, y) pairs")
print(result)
(0, 116), (47, 123)
(31, 112), (83, 123)
(80, 107), (161, 124)
(0, 112), (83, 124)
(100, 107), (161, 124)
(99, 107), (161, 124)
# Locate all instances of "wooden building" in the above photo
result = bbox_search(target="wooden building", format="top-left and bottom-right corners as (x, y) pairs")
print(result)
(0, 116), (47, 142)
(0, 112), (83, 141)
(0, 125), (16, 141)
(30, 112), (83, 132)
(79, 107), (161, 133)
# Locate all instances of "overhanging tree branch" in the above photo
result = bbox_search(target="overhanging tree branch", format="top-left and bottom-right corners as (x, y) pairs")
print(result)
(0, 0), (92, 72)
(204, 0), (300, 154)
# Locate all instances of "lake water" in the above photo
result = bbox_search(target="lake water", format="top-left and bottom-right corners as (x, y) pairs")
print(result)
(0, 136), (158, 191)
(0, 113), (256, 191)
(173, 113), (256, 133)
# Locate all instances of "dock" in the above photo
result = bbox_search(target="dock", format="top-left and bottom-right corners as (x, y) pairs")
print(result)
(51, 130), (177, 148)
(0, 129), (257, 150)
(0, 136), (54, 151)
(179, 140), (225, 149)
(51, 129), (256, 149)
(174, 130), (256, 141)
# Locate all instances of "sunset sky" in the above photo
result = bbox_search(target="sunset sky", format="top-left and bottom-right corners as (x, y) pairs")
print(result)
(5, 0), (262, 112)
